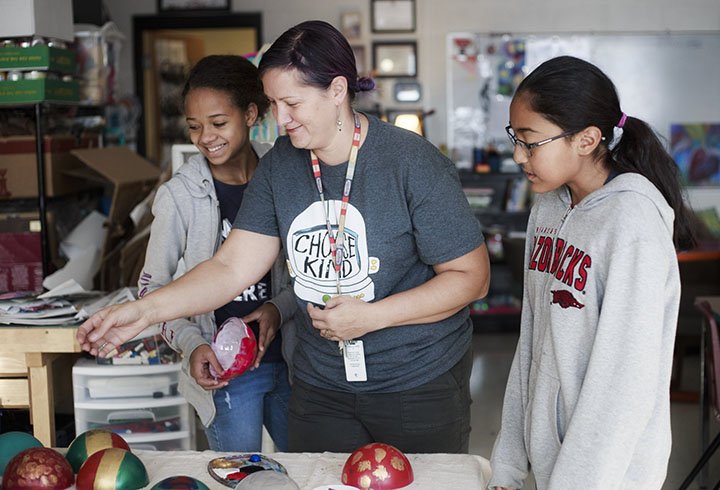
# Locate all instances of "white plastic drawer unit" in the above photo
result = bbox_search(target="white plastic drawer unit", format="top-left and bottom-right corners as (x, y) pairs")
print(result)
(72, 358), (195, 450)
(86, 375), (175, 399)
(73, 360), (179, 402)
(129, 435), (191, 451)
(75, 405), (185, 433)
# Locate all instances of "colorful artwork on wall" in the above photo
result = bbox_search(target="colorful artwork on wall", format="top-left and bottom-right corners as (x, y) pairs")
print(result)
(496, 39), (525, 97)
(671, 123), (720, 186)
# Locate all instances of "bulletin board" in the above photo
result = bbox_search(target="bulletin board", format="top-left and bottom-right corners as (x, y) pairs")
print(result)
(446, 31), (720, 179)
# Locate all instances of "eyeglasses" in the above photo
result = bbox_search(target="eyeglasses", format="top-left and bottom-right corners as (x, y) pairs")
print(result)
(505, 125), (576, 158)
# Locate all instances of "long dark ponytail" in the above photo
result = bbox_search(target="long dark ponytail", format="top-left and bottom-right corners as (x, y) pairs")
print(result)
(516, 56), (697, 250)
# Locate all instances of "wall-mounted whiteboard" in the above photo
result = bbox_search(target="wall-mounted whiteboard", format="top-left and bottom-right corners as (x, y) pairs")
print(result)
(446, 32), (720, 171)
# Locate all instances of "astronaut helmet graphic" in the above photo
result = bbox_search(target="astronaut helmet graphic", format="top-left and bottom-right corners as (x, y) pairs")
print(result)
(287, 200), (379, 304)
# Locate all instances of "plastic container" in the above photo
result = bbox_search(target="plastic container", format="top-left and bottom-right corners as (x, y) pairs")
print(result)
(73, 22), (124, 104)
(72, 358), (196, 451)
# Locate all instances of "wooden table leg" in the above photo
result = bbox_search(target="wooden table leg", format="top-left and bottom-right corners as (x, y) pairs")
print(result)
(25, 353), (59, 447)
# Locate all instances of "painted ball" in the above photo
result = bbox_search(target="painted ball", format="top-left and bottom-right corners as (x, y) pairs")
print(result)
(234, 470), (300, 489)
(2, 447), (74, 489)
(76, 448), (148, 490)
(0, 431), (43, 475)
(150, 475), (211, 489)
(342, 443), (414, 490)
(66, 429), (131, 473)
(209, 317), (258, 381)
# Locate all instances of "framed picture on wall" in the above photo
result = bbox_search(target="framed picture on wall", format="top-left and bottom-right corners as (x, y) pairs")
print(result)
(373, 41), (417, 77)
(371, 0), (416, 33)
(158, 0), (230, 12)
(340, 11), (362, 40)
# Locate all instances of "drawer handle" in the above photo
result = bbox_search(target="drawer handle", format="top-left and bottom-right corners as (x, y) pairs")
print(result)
(106, 410), (156, 423)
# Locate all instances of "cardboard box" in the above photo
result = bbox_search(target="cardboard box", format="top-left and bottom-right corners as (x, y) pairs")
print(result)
(0, 79), (79, 104)
(69, 147), (161, 290)
(0, 135), (100, 200)
(0, 147), (161, 291)
(0, 0), (74, 42)
(0, 45), (76, 73)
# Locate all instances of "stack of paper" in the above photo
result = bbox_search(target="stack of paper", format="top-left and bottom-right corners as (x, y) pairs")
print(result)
(0, 280), (136, 326)
(0, 297), (81, 326)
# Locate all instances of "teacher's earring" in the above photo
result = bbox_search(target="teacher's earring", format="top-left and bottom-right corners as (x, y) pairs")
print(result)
(337, 118), (343, 132)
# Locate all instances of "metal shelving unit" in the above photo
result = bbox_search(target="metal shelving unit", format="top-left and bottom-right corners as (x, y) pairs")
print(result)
(0, 102), (105, 279)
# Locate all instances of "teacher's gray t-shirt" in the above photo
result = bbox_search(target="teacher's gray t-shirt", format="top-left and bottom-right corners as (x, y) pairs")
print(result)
(235, 114), (484, 393)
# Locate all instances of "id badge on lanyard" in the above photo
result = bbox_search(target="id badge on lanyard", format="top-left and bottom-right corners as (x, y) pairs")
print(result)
(343, 340), (367, 382)
(310, 111), (367, 382)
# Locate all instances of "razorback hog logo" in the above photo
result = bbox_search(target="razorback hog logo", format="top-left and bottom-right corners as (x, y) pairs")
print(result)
(551, 290), (585, 309)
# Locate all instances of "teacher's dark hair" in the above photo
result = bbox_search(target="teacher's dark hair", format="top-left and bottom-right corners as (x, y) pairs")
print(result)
(515, 55), (697, 250)
(258, 20), (375, 101)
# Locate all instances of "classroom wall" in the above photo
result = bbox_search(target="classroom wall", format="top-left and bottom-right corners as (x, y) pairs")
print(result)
(105, 0), (720, 146)
(104, 0), (720, 212)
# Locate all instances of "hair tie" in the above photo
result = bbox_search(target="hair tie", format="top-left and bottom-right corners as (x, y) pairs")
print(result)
(617, 112), (627, 129)
(356, 76), (376, 92)
(608, 112), (627, 151)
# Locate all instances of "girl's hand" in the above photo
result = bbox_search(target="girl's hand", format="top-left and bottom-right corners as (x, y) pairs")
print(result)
(242, 303), (281, 368)
(189, 344), (228, 390)
(306, 296), (380, 341)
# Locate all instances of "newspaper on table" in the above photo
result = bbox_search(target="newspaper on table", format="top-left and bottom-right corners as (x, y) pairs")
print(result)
(0, 281), (137, 326)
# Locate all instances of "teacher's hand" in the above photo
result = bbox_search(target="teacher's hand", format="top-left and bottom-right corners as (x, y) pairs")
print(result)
(306, 295), (380, 341)
(76, 301), (150, 356)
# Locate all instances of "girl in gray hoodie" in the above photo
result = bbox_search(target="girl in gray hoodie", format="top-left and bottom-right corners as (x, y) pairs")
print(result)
(490, 56), (697, 489)
(138, 55), (297, 452)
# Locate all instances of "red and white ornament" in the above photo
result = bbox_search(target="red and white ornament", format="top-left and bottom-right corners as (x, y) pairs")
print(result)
(209, 318), (257, 381)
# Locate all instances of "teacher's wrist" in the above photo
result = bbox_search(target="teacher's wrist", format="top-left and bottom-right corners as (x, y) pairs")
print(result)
(366, 300), (392, 333)
(141, 294), (164, 326)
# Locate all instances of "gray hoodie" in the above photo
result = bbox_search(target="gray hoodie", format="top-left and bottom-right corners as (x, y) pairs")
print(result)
(138, 142), (298, 427)
(490, 173), (680, 490)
